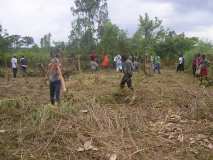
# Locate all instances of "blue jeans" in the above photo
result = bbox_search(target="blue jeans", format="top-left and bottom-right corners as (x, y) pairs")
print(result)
(50, 80), (61, 105)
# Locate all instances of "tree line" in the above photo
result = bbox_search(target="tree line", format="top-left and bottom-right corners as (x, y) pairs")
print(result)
(0, 0), (213, 63)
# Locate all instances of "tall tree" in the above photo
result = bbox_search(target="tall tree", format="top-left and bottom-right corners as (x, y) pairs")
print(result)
(22, 36), (34, 48)
(40, 33), (51, 49)
(98, 21), (129, 56)
(134, 13), (165, 54)
(69, 0), (108, 54)
(0, 25), (11, 53)
(154, 31), (198, 58)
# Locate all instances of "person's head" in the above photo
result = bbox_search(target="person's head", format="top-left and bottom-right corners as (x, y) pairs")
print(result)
(121, 55), (128, 62)
(50, 57), (59, 64)
(22, 55), (24, 58)
(55, 54), (60, 59)
(202, 54), (206, 59)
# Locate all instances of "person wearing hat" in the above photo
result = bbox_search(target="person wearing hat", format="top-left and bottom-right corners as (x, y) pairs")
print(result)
(47, 57), (66, 105)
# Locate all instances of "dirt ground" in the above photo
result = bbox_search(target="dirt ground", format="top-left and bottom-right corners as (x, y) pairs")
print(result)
(0, 77), (49, 105)
(0, 70), (212, 160)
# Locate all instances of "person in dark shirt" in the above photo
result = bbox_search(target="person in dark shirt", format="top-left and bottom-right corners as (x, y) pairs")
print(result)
(20, 56), (28, 76)
(120, 55), (134, 90)
(192, 55), (197, 77)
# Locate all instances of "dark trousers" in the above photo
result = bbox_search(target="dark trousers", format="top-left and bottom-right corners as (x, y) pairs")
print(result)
(21, 67), (27, 76)
(177, 64), (184, 72)
(120, 74), (133, 90)
(192, 66), (196, 76)
(12, 68), (17, 78)
(154, 63), (160, 74)
(50, 80), (61, 105)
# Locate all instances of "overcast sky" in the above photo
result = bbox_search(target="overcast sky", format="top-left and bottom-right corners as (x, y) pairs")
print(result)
(0, 0), (213, 44)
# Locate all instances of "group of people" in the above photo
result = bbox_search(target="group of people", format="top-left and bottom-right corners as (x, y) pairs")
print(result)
(11, 55), (28, 78)
(192, 53), (209, 84)
(89, 51), (110, 71)
(8, 51), (210, 106)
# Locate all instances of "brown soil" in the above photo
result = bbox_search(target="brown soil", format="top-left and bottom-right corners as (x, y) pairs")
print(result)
(0, 70), (212, 160)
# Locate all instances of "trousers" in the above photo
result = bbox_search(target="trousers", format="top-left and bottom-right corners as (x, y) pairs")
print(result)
(50, 80), (61, 105)
(120, 73), (133, 90)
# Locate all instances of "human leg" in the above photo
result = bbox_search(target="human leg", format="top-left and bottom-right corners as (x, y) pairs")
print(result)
(55, 80), (61, 103)
(49, 81), (55, 105)
(13, 68), (17, 78)
(120, 74), (128, 88)
(126, 75), (133, 90)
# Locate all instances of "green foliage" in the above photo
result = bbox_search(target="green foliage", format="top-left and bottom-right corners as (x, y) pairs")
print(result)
(131, 13), (164, 55)
(98, 21), (129, 55)
(185, 40), (213, 71)
(40, 33), (51, 49)
(155, 32), (198, 58)
(0, 25), (11, 53)
(69, 0), (108, 54)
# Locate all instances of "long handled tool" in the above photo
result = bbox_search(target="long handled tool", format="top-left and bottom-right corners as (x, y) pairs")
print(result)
(57, 65), (67, 92)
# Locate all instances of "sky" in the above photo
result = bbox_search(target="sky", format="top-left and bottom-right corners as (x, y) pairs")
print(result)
(0, 0), (213, 44)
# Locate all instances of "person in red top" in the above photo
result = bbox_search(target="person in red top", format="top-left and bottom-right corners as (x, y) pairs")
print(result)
(101, 54), (110, 68)
(195, 53), (203, 76)
(200, 54), (209, 84)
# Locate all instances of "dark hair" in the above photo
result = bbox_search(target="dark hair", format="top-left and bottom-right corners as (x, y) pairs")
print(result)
(202, 54), (206, 59)
(121, 55), (128, 62)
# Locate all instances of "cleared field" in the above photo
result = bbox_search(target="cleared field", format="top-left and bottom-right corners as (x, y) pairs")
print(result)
(0, 70), (212, 160)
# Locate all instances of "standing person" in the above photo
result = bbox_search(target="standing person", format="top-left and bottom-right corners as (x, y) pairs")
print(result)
(133, 58), (140, 72)
(200, 55), (209, 85)
(101, 54), (110, 68)
(90, 60), (99, 72)
(195, 53), (202, 76)
(20, 56), (28, 76)
(192, 55), (197, 77)
(90, 51), (97, 62)
(11, 55), (18, 78)
(177, 55), (184, 72)
(114, 54), (122, 72)
(120, 55), (134, 90)
(154, 55), (161, 74)
(182, 56), (185, 71)
(47, 57), (65, 105)
(90, 51), (99, 72)
(150, 55), (155, 72)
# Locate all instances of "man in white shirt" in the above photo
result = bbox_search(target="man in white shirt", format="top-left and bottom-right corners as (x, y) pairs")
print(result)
(114, 54), (122, 72)
(177, 55), (184, 72)
(11, 56), (18, 78)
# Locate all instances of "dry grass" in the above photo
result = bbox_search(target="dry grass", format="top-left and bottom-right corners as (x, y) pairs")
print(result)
(0, 70), (213, 160)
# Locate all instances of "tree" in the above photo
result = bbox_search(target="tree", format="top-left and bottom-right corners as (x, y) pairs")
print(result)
(40, 33), (51, 49)
(0, 25), (11, 53)
(98, 21), (129, 56)
(69, 0), (109, 54)
(133, 13), (165, 55)
(154, 31), (198, 58)
(53, 41), (66, 50)
(22, 36), (34, 48)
